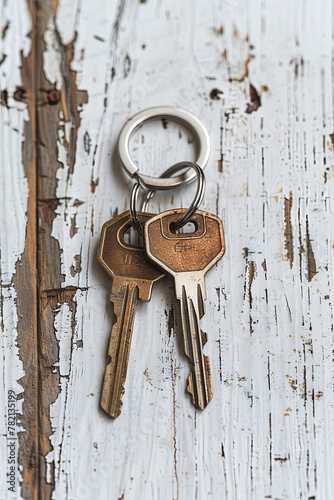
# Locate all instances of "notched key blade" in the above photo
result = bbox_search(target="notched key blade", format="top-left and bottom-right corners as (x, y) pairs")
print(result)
(100, 280), (139, 418)
(144, 209), (225, 411)
(98, 211), (165, 418)
(181, 286), (213, 410)
(187, 355), (212, 410)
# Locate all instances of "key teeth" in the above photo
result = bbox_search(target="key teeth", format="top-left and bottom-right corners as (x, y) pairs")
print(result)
(101, 362), (126, 418)
(101, 394), (124, 419)
(187, 354), (213, 410)
(197, 282), (205, 318)
(101, 283), (139, 418)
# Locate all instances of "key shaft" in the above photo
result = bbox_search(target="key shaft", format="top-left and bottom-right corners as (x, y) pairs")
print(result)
(144, 209), (225, 410)
(98, 211), (164, 418)
(101, 279), (139, 418)
(176, 277), (212, 409)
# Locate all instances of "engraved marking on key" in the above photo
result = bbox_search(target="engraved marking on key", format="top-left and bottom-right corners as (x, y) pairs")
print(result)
(98, 210), (164, 418)
(144, 209), (225, 410)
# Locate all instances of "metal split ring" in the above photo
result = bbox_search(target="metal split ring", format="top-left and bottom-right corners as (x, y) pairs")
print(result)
(117, 106), (210, 190)
(130, 162), (206, 234)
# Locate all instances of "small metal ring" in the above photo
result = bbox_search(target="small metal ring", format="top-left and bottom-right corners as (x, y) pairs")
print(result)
(130, 162), (206, 233)
(129, 179), (143, 234)
(117, 106), (210, 190)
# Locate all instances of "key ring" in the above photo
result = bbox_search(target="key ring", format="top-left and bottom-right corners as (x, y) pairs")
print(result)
(130, 162), (206, 234)
(117, 106), (210, 190)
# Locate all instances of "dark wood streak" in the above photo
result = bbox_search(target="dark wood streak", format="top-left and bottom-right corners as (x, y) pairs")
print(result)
(243, 247), (256, 334)
(284, 192), (294, 269)
(35, 2), (66, 492)
(34, 0), (88, 496)
(0, 1), (89, 497)
(306, 216), (317, 282)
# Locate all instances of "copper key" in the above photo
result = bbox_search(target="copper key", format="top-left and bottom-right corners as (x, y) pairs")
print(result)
(144, 209), (225, 410)
(98, 211), (164, 418)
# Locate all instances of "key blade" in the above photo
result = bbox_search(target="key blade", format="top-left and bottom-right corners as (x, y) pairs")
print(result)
(178, 282), (212, 410)
(144, 208), (225, 411)
(98, 211), (165, 418)
(101, 279), (139, 418)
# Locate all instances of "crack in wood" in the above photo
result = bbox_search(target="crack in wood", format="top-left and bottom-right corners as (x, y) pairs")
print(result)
(306, 217), (317, 282)
(284, 192), (294, 269)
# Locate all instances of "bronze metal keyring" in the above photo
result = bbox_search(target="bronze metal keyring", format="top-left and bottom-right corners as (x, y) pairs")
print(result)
(130, 161), (206, 235)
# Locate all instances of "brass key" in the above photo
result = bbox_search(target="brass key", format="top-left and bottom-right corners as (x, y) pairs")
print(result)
(98, 211), (164, 418)
(144, 209), (225, 410)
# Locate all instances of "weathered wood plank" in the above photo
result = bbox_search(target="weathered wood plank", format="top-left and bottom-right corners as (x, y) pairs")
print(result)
(35, 0), (88, 495)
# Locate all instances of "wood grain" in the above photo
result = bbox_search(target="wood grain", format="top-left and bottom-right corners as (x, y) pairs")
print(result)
(1, 0), (334, 499)
(35, 0), (87, 496)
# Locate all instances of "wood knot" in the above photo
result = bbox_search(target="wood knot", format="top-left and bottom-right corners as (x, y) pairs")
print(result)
(47, 89), (60, 105)
(13, 88), (26, 102)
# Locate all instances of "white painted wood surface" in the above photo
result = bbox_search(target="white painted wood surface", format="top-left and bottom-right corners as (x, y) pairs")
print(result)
(1, 0), (334, 498)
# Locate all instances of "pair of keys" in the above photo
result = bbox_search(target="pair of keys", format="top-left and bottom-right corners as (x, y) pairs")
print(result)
(98, 107), (225, 418)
